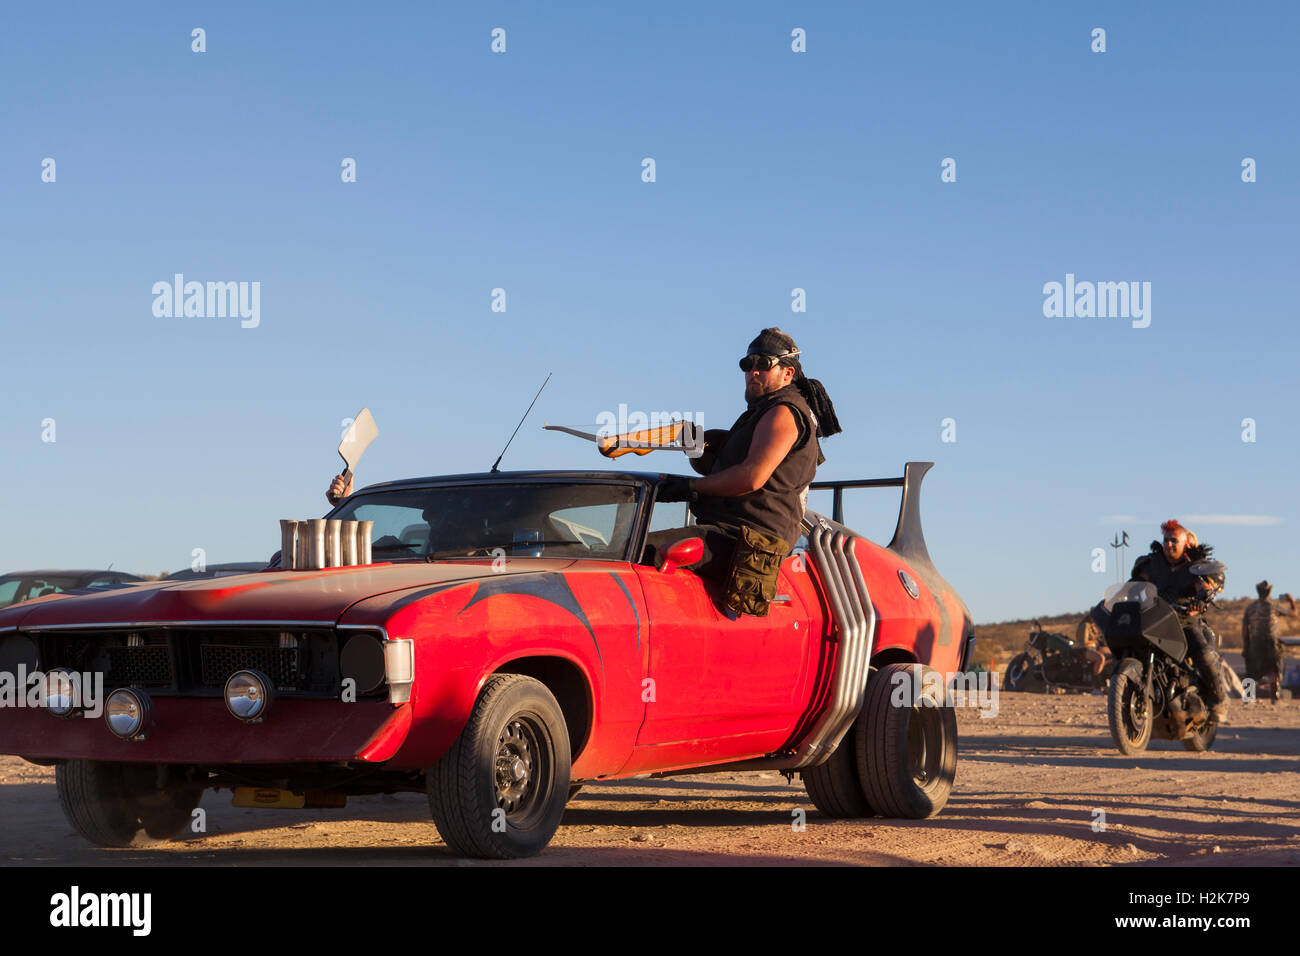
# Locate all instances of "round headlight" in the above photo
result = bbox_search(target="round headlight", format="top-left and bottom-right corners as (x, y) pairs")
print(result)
(42, 668), (81, 718)
(225, 669), (273, 722)
(105, 688), (151, 740)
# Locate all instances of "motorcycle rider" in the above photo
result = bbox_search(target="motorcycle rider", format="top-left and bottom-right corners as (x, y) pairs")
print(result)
(1129, 519), (1230, 722)
(1074, 616), (1110, 682)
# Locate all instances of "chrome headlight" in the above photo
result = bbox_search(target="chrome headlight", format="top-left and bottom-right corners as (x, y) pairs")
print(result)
(42, 668), (81, 718)
(224, 669), (273, 722)
(105, 688), (152, 740)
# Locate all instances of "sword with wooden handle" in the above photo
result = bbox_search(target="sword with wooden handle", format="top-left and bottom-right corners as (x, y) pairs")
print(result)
(544, 421), (703, 458)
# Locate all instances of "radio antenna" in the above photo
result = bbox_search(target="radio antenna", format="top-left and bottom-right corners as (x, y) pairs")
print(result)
(491, 373), (552, 473)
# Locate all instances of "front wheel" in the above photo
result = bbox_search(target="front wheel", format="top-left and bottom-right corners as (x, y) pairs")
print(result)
(856, 662), (958, 819)
(1003, 653), (1044, 693)
(1182, 720), (1218, 752)
(1108, 658), (1153, 755)
(56, 761), (203, 848)
(427, 674), (571, 859)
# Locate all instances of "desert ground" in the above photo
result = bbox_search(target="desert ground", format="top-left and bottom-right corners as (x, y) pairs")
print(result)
(3, 676), (1296, 866)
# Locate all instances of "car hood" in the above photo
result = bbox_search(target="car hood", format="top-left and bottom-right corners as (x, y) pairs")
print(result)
(2, 561), (576, 629)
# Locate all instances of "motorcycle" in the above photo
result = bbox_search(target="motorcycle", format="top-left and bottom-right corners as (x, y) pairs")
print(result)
(1003, 620), (1110, 693)
(1090, 561), (1227, 755)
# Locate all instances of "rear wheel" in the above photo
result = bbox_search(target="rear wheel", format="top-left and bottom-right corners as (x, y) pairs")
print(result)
(1108, 657), (1153, 755)
(856, 662), (957, 819)
(56, 761), (202, 848)
(803, 735), (876, 818)
(427, 674), (570, 859)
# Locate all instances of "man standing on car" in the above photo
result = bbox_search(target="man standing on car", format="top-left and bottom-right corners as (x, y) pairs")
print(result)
(1130, 519), (1230, 721)
(647, 327), (841, 617)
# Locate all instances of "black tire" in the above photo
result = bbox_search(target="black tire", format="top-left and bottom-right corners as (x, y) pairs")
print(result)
(1003, 654), (1028, 691)
(55, 760), (202, 848)
(1182, 720), (1218, 752)
(1003, 653), (1045, 693)
(427, 674), (571, 859)
(855, 662), (957, 819)
(803, 735), (876, 818)
(1108, 657), (1153, 756)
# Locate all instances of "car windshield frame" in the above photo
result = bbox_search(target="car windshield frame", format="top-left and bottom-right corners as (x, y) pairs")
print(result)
(325, 476), (654, 564)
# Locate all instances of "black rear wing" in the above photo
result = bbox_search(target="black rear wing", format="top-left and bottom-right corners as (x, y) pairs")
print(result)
(809, 461), (934, 566)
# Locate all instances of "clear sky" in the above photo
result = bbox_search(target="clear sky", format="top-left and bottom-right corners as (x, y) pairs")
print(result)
(2, 2), (1296, 622)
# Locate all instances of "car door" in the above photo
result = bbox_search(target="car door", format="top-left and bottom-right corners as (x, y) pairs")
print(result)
(623, 558), (813, 773)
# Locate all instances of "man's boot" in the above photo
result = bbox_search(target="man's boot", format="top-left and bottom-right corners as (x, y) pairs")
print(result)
(1189, 624), (1230, 723)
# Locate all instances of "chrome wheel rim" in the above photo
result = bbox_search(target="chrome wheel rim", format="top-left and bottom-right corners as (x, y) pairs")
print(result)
(494, 714), (551, 826)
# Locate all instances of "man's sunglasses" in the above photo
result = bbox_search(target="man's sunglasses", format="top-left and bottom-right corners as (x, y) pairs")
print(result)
(739, 352), (795, 372)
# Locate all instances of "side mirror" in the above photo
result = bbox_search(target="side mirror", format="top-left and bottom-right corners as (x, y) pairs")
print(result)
(658, 537), (703, 574)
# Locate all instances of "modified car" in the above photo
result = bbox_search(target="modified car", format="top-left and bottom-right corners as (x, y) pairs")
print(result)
(0, 463), (974, 858)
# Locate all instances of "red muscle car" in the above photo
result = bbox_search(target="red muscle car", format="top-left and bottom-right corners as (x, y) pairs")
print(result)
(0, 463), (974, 858)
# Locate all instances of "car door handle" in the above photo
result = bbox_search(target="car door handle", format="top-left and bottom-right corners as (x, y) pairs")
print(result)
(773, 594), (792, 603)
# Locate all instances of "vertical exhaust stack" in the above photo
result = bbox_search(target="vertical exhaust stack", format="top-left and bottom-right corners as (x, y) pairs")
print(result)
(278, 519), (370, 570)
(280, 520), (300, 571)
(341, 523), (358, 566)
(305, 519), (327, 569)
(357, 520), (374, 565)
(325, 519), (343, 567)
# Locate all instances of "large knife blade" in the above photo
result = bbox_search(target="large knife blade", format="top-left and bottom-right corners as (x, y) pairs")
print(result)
(330, 407), (379, 503)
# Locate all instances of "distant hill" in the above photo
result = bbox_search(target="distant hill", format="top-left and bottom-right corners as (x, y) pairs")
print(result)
(971, 596), (1299, 671)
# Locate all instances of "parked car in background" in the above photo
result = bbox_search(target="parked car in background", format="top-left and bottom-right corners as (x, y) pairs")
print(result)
(161, 562), (269, 581)
(0, 570), (143, 610)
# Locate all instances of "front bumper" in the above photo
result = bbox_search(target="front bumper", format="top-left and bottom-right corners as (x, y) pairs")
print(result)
(1, 697), (412, 765)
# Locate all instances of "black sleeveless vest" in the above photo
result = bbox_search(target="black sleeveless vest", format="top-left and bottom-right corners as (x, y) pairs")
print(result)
(691, 383), (822, 546)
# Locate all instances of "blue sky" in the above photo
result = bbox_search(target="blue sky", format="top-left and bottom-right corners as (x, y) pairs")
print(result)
(2, 2), (1296, 621)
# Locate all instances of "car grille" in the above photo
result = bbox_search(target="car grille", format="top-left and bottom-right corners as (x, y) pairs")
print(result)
(34, 628), (353, 698)
(199, 645), (299, 688)
(105, 645), (173, 687)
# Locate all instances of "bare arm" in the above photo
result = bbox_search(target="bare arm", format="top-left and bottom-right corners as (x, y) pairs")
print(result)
(693, 405), (799, 497)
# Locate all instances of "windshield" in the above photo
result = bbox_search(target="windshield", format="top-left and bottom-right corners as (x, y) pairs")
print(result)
(0, 576), (81, 608)
(1102, 581), (1158, 612)
(330, 481), (643, 561)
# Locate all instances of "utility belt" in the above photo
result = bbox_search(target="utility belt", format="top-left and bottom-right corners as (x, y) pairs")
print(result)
(722, 525), (791, 617)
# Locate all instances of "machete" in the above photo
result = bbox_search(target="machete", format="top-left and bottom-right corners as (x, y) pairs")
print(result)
(544, 420), (703, 458)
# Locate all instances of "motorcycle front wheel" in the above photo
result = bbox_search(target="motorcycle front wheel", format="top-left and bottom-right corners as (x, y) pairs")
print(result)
(1182, 720), (1218, 752)
(1003, 653), (1045, 693)
(1108, 657), (1154, 755)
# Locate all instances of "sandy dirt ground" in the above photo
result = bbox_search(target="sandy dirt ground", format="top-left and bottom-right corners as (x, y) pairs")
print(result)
(2, 688), (1297, 867)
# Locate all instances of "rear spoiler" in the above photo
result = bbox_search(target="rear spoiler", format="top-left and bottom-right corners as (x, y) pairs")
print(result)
(809, 461), (934, 566)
